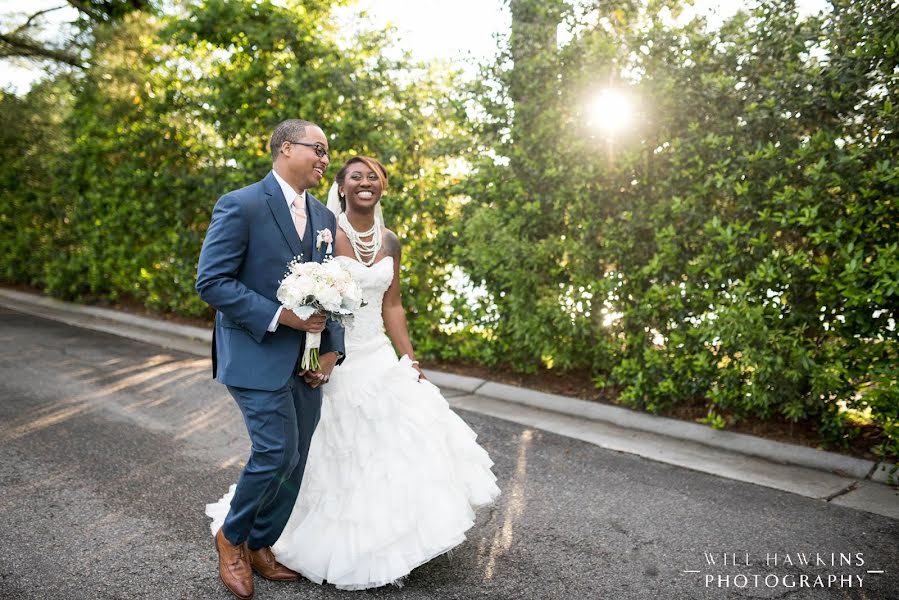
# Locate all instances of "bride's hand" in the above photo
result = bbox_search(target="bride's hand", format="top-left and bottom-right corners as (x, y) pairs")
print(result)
(301, 370), (324, 388)
(302, 352), (339, 388)
(411, 361), (427, 381)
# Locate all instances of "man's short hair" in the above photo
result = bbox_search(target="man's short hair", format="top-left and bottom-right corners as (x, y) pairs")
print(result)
(270, 119), (317, 159)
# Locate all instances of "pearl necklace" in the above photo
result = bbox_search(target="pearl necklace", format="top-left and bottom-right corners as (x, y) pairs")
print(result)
(338, 212), (382, 266)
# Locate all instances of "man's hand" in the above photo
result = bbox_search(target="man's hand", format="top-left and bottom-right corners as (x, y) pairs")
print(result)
(278, 308), (326, 333)
(301, 351), (339, 388)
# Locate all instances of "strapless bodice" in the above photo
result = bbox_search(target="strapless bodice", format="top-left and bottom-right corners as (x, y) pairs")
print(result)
(334, 255), (394, 349)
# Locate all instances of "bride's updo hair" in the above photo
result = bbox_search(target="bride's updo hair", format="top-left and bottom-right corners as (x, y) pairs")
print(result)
(335, 156), (388, 212)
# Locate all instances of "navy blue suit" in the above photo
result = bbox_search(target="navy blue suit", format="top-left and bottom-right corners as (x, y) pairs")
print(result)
(197, 171), (345, 549)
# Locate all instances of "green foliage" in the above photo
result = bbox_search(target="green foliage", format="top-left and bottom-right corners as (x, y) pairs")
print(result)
(0, 80), (73, 286)
(2, 0), (467, 328)
(0, 1), (156, 69)
(454, 0), (898, 453)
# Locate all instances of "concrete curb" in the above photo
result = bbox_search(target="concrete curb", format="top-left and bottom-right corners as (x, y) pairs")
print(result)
(0, 288), (211, 342)
(439, 376), (877, 480)
(1, 286), (894, 485)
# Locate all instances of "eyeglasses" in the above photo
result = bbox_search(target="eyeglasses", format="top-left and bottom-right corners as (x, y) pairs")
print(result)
(286, 141), (330, 160)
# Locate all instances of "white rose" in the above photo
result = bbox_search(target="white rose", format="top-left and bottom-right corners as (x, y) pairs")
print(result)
(315, 284), (342, 311)
(295, 261), (319, 278)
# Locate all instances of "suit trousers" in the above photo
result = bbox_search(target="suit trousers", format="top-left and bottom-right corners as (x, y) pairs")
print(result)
(221, 375), (322, 550)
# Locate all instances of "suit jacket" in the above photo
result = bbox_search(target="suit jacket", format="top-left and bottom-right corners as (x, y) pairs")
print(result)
(196, 171), (345, 391)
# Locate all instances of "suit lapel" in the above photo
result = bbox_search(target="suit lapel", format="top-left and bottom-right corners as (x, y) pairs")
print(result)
(263, 172), (303, 258)
(307, 195), (321, 262)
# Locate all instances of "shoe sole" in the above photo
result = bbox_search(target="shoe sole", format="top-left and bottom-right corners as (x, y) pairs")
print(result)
(251, 566), (300, 582)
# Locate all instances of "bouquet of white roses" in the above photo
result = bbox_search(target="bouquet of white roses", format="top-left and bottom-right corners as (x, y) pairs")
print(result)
(276, 257), (365, 371)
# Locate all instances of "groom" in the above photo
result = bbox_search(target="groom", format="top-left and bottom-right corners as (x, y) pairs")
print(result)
(196, 118), (345, 599)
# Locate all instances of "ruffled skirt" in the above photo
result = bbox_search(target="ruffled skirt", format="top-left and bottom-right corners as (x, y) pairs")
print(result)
(206, 335), (500, 589)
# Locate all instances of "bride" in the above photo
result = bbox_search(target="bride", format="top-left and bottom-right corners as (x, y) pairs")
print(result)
(207, 156), (500, 590)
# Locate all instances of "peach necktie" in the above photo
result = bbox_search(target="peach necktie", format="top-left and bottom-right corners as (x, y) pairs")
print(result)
(290, 194), (306, 240)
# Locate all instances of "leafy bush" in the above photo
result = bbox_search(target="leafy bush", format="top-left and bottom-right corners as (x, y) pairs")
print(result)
(453, 0), (897, 454)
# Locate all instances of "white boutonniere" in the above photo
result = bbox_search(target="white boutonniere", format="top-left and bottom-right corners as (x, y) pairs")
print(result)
(316, 228), (334, 254)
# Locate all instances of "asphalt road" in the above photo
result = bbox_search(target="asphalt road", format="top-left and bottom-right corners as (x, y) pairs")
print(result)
(1, 307), (897, 600)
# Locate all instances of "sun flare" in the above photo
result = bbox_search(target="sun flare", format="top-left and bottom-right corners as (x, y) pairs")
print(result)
(588, 89), (634, 134)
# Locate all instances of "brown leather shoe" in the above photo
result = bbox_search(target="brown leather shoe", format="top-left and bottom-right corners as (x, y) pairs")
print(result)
(214, 528), (254, 600)
(248, 546), (300, 581)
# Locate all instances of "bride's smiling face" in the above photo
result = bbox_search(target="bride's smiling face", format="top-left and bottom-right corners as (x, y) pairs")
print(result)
(340, 163), (384, 211)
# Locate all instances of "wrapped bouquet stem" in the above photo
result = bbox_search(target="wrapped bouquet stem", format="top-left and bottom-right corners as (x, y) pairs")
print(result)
(276, 257), (365, 371)
(302, 329), (323, 371)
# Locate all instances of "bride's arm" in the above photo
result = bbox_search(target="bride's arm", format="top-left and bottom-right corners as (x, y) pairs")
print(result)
(381, 230), (421, 375)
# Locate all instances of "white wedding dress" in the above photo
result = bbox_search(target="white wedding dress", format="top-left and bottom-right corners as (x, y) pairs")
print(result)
(206, 255), (500, 590)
